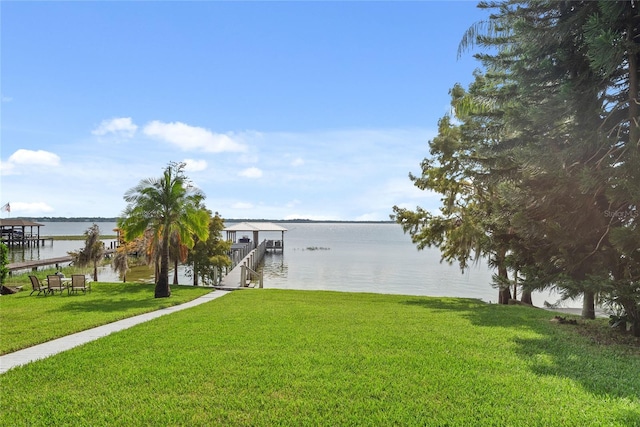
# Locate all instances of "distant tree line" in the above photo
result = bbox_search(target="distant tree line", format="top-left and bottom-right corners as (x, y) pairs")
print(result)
(393, 1), (639, 336)
(21, 217), (121, 222)
(24, 217), (394, 224)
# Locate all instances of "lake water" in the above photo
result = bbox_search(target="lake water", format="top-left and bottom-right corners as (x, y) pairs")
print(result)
(7, 221), (573, 307)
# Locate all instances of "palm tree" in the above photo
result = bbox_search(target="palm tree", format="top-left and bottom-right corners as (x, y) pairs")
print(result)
(118, 162), (210, 298)
(71, 224), (105, 281)
(170, 231), (189, 285)
(111, 244), (130, 282)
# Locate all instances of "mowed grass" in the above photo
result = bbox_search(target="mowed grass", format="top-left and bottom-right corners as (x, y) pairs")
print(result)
(1, 290), (639, 426)
(0, 282), (213, 354)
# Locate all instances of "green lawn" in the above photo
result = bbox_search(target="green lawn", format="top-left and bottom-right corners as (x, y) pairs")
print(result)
(1, 290), (639, 426)
(0, 281), (213, 354)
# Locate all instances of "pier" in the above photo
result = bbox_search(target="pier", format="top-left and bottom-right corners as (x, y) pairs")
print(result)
(7, 249), (115, 273)
(6, 221), (285, 288)
(216, 240), (268, 290)
(217, 222), (288, 289)
(7, 256), (76, 272)
(0, 219), (49, 247)
(224, 222), (286, 251)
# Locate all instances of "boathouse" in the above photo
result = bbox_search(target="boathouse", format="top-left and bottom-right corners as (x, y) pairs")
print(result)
(224, 222), (287, 251)
(217, 222), (287, 290)
(0, 219), (46, 247)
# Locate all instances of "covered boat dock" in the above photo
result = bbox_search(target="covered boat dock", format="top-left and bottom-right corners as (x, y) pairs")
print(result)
(0, 219), (49, 247)
(224, 222), (287, 251)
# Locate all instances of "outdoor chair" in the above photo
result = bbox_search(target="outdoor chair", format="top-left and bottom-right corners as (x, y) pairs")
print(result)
(68, 275), (91, 295)
(47, 275), (66, 295)
(29, 275), (48, 296)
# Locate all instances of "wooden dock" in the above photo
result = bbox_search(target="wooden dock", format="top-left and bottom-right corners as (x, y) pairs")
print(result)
(215, 240), (267, 290)
(7, 249), (115, 273)
(1, 236), (53, 247)
(214, 265), (251, 291)
(8, 256), (75, 272)
(1, 219), (48, 247)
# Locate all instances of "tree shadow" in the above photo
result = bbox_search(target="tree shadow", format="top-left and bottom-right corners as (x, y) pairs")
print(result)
(401, 297), (640, 408)
(57, 296), (165, 314)
(401, 297), (487, 313)
(53, 283), (185, 314)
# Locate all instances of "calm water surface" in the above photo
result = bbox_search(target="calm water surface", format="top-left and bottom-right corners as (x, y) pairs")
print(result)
(8, 221), (570, 307)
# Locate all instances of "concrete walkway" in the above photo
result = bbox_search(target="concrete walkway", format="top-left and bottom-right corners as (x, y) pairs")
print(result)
(0, 290), (231, 374)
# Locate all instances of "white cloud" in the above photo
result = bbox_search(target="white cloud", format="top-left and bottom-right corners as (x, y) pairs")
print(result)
(1, 96), (13, 103)
(8, 149), (61, 166)
(143, 121), (247, 153)
(237, 153), (259, 164)
(238, 167), (263, 178)
(92, 117), (138, 138)
(7, 201), (55, 215)
(283, 213), (340, 221)
(231, 202), (254, 209)
(379, 177), (436, 201)
(291, 157), (304, 167)
(183, 159), (208, 172)
(0, 160), (16, 176)
(355, 213), (383, 221)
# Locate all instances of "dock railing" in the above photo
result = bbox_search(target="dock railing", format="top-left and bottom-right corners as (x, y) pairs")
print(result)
(221, 239), (267, 288)
(240, 240), (266, 287)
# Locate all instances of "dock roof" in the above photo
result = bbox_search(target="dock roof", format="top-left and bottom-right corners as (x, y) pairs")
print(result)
(0, 219), (44, 227)
(224, 222), (287, 232)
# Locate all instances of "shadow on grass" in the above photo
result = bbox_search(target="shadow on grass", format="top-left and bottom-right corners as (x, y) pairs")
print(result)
(51, 283), (182, 313)
(403, 297), (640, 406)
(401, 297), (486, 312)
(511, 334), (640, 398)
(57, 297), (165, 314)
(472, 305), (639, 402)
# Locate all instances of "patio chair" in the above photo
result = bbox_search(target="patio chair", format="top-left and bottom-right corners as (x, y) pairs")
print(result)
(29, 275), (48, 296)
(68, 275), (91, 295)
(47, 275), (66, 295)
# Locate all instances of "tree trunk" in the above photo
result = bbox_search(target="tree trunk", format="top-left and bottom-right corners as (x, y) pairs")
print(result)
(496, 250), (511, 304)
(93, 261), (98, 282)
(627, 23), (639, 150)
(155, 235), (171, 298)
(193, 265), (199, 286)
(520, 289), (533, 305)
(582, 291), (595, 320)
(621, 300), (640, 337)
(499, 287), (512, 304)
(632, 316), (640, 338)
(173, 258), (179, 285)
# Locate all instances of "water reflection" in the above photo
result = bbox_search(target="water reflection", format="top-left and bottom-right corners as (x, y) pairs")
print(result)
(262, 252), (288, 280)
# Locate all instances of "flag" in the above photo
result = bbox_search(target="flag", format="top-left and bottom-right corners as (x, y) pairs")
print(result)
(1, 203), (9, 213)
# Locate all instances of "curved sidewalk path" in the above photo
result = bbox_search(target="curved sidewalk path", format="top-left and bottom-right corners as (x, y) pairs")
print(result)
(0, 290), (231, 375)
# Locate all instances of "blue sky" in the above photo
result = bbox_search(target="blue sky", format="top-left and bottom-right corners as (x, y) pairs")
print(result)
(1, 1), (486, 221)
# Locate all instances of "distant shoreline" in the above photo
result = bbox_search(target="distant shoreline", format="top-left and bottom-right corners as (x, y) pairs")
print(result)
(12, 217), (395, 224)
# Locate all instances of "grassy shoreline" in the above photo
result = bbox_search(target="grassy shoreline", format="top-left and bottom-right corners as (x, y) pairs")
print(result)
(1, 289), (638, 425)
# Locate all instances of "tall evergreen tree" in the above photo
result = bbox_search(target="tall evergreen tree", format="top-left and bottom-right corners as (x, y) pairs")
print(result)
(402, 1), (639, 328)
(393, 75), (520, 304)
(459, 0), (639, 329)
